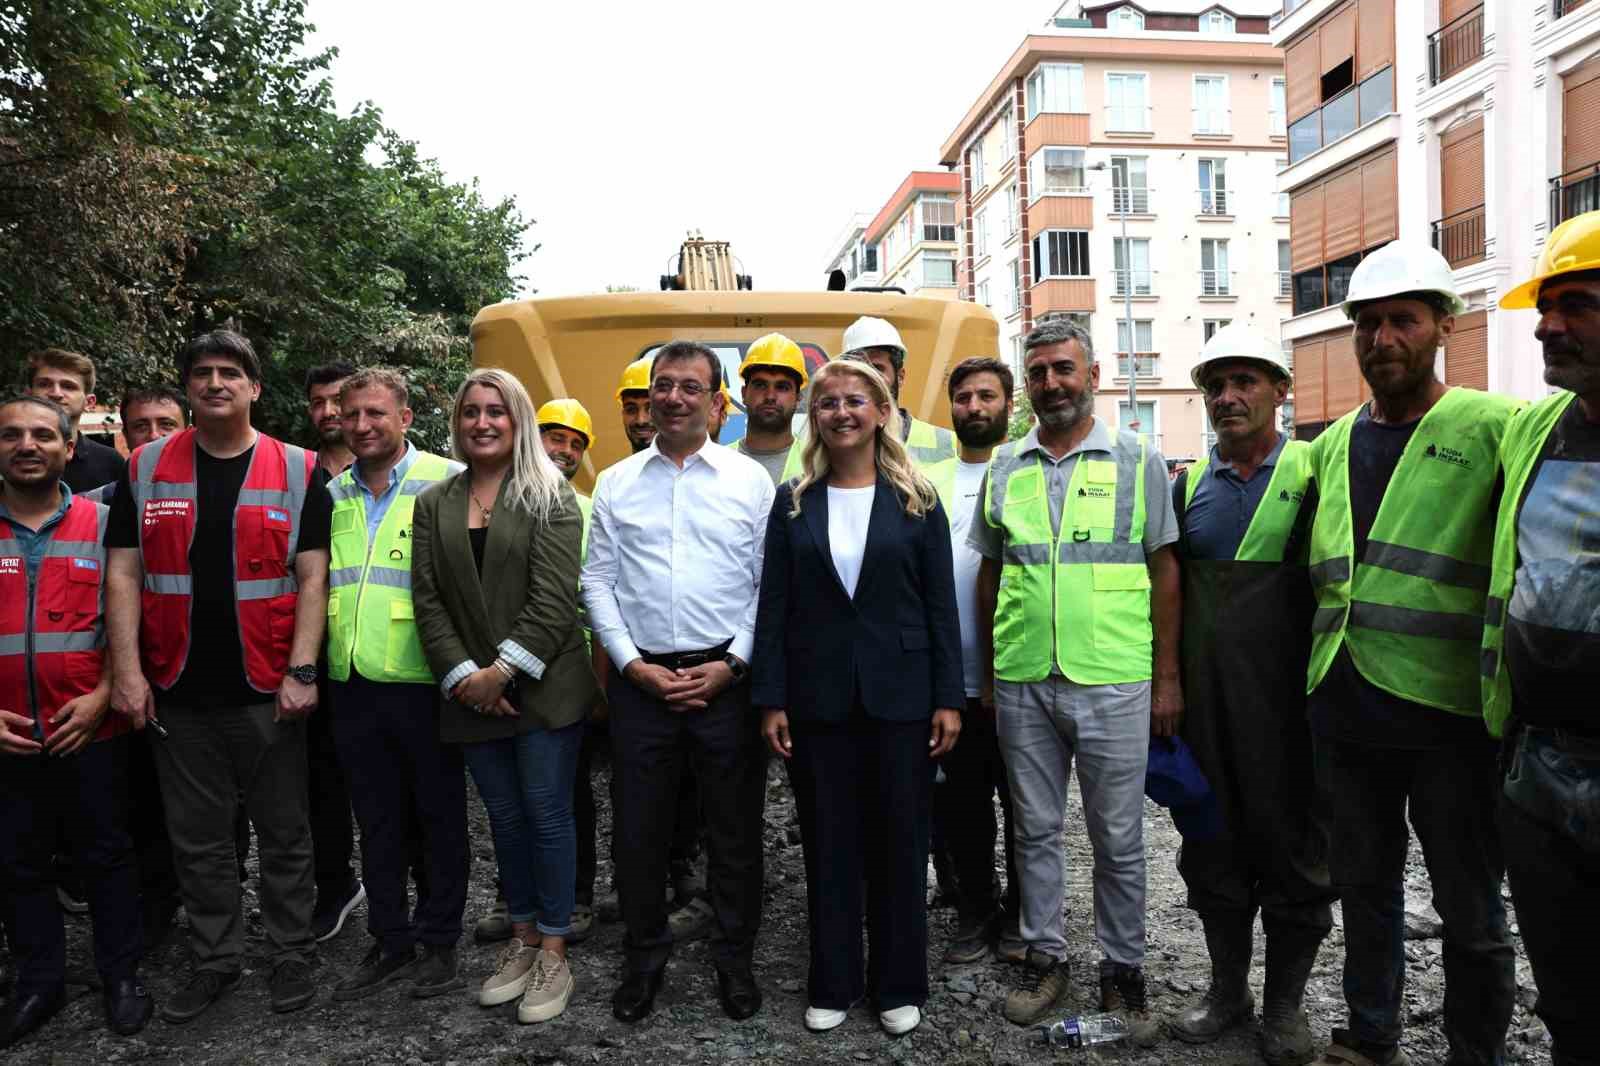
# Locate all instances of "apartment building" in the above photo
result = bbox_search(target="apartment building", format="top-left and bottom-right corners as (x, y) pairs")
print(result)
(822, 211), (883, 290)
(1274, 0), (1600, 437)
(940, 1), (1290, 463)
(855, 171), (966, 300)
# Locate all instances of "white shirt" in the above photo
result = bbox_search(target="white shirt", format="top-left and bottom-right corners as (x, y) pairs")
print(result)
(826, 483), (875, 598)
(949, 460), (989, 698)
(582, 437), (775, 667)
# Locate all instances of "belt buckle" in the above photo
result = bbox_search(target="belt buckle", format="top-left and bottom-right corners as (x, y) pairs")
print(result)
(677, 652), (711, 668)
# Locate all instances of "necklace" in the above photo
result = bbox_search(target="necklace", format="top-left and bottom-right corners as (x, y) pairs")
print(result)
(470, 490), (493, 524)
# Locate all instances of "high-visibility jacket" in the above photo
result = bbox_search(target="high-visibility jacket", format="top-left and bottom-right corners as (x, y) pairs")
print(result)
(982, 431), (1151, 685)
(326, 451), (458, 684)
(1306, 387), (1519, 714)
(1481, 391), (1578, 737)
(130, 428), (317, 694)
(576, 490), (592, 561)
(924, 455), (961, 514)
(780, 415), (957, 481)
(1180, 441), (1315, 563)
(0, 495), (127, 745)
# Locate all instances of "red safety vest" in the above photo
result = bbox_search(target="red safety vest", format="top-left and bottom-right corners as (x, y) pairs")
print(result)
(130, 428), (316, 694)
(0, 494), (126, 746)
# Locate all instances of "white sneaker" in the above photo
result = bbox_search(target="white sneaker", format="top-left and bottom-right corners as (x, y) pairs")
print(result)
(516, 949), (574, 1024)
(805, 1005), (848, 1031)
(880, 1005), (921, 1035)
(479, 940), (536, 1006)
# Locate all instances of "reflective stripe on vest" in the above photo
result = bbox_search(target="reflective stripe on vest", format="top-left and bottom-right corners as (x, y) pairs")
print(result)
(982, 431), (1151, 685)
(0, 496), (126, 745)
(326, 451), (456, 684)
(1305, 387), (1520, 715)
(1181, 441), (1314, 563)
(130, 428), (314, 693)
(1480, 391), (1577, 737)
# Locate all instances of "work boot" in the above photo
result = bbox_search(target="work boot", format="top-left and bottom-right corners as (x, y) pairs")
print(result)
(1003, 948), (1070, 1026)
(1262, 926), (1323, 1066)
(1100, 963), (1162, 1047)
(1171, 911), (1255, 1044)
(474, 897), (512, 944)
(944, 909), (999, 964)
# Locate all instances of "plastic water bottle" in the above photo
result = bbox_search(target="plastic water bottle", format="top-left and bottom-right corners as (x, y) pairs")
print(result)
(1032, 1012), (1130, 1049)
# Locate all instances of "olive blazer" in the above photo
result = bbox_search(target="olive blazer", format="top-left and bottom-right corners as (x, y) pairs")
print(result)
(411, 471), (596, 744)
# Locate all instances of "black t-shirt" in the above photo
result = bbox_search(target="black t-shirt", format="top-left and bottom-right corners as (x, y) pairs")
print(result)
(105, 442), (332, 707)
(1308, 407), (1489, 748)
(1504, 400), (1600, 732)
(64, 433), (126, 494)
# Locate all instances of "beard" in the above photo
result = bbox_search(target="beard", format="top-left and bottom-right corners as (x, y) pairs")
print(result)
(954, 413), (1007, 448)
(1544, 341), (1600, 398)
(746, 405), (792, 434)
(1034, 387), (1095, 432)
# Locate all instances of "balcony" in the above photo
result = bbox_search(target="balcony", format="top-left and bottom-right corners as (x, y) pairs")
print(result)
(1428, 5), (1484, 87)
(1114, 353), (1161, 379)
(1200, 269), (1233, 297)
(1113, 269), (1155, 297)
(1198, 188), (1230, 216)
(1105, 105), (1152, 134)
(1431, 204), (1486, 268)
(1550, 163), (1600, 227)
(1288, 65), (1395, 164)
(1111, 187), (1152, 214)
(1554, 0), (1593, 16)
(1277, 271), (1293, 298)
(1193, 109), (1232, 136)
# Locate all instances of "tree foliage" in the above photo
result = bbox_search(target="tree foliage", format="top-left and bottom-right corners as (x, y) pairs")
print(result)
(0, 0), (532, 449)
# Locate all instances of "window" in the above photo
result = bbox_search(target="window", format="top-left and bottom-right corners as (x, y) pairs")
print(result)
(1032, 230), (1091, 281)
(1202, 318), (1231, 341)
(1193, 75), (1229, 135)
(1113, 237), (1152, 295)
(1275, 157), (1290, 216)
(1359, 65), (1394, 125)
(977, 279), (991, 307)
(1110, 155), (1149, 213)
(1117, 319), (1154, 354)
(1201, 8), (1236, 34)
(1007, 259), (1021, 314)
(1201, 238), (1231, 295)
(899, 211), (913, 251)
(1106, 72), (1150, 133)
(1026, 63), (1085, 120)
(923, 253), (956, 287)
(1006, 185), (1019, 237)
(863, 244), (878, 272)
(975, 209), (989, 259)
(971, 141), (986, 191)
(1107, 5), (1145, 30)
(1277, 240), (1291, 297)
(1029, 148), (1085, 197)
(1119, 400), (1156, 443)
(1198, 158), (1228, 215)
(922, 196), (956, 242)
(1269, 77), (1287, 136)
(999, 106), (1015, 166)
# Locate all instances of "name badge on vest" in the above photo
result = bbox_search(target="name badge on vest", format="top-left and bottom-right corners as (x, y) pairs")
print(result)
(265, 508), (291, 528)
(0, 556), (19, 576)
(70, 557), (99, 574)
(143, 498), (193, 526)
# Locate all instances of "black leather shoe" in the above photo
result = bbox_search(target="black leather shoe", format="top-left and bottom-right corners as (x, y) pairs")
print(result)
(716, 967), (762, 1021)
(0, 987), (65, 1049)
(611, 969), (664, 1023)
(163, 969), (239, 1024)
(104, 977), (154, 1036)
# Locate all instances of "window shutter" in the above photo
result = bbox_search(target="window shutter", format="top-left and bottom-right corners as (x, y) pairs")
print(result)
(1444, 311), (1489, 390)
(1321, 5), (1356, 76)
(1563, 62), (1600, 175)
(1293, 339), (1326, 425)
(1360, 149), (1397, 247)
(1357, 0), (1394, 80)
(1323, 330), (1363, 419)
(1323, 168), (1364, 259)
(1290, 185), (1325, 272)
(1441, 0), (1480, 23)
(1440, 117), (1484, 217)
(1285, 34), (1321, 124)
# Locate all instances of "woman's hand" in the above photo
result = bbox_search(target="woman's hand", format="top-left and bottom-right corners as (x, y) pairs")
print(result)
(928, 707), (961, 758)
(761, 709), (792, 759)
(453, 667), (511, 715)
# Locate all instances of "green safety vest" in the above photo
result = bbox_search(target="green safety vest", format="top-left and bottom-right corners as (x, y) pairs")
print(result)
(327, 451), (457, 684)
(575, 489), (592, 562)
(1181, 441), (1315, 563)
(982, 431), (1151, 685)
(1480, 391), (1577, 738)
(780, 415), (957, 481)
(1305, 387), (1519, 714)
(923, 455), (961, 514)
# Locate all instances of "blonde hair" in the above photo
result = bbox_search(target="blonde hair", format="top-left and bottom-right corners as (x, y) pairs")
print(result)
(789, 359), (939, 519)
(449, 368), (565, 525)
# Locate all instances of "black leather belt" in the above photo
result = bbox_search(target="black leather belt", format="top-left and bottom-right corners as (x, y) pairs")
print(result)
(638, 640), (732, 670)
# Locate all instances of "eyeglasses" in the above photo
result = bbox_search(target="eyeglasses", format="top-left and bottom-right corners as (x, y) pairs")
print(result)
(813, 394), (874, 413)
(651, 378), (710, 398)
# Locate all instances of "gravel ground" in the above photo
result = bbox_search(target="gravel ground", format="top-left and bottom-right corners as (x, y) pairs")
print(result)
(5, 757), (1554, 1065)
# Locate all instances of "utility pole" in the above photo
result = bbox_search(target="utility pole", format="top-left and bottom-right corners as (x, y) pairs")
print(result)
(1089, 161), (1140, 442)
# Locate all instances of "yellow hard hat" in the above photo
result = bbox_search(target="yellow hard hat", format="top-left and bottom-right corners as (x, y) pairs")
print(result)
(1502, 210), (1600, 309)
(615, 355), (653, 401)
(738, 333), (809, 388)
(536, 398), (595, 446)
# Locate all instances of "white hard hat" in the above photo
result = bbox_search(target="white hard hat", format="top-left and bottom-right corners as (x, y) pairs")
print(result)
(840, 316), (906, 357)
(1340, 241), (1466, 320)
(1190, 323), (1291, 389)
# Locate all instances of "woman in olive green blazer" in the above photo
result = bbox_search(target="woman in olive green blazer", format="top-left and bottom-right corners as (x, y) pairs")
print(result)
(410, 368), (596, 1025)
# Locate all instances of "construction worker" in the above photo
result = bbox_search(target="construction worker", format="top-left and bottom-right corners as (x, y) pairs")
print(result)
(617, 356), (656, 454)
(1168, 325), (1332, 1065)
(1483, 211), (1600, 1066)
(707, 378), (734, 444)
(324, 369), (469, 1002)
(972, 318), (1181, 1046)
(536, 398), (596, 539)
(733, 333), (808, 485)
(782, 316), (956, 480)
(1305, 242), (1518, 1066)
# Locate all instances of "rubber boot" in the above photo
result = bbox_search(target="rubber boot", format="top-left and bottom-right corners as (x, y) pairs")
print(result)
(1261, 924), (1322, 1066)
(1171, 911), (1255, 1044)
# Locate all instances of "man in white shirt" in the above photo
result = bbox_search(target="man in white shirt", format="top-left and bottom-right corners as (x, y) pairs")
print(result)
(582, 341), (775, 1026)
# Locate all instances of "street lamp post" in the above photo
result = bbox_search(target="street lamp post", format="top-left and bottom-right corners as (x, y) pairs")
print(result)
(1089, 161), (1140, 443)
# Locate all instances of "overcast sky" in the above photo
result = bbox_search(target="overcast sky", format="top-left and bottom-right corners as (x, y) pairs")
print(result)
(304, 0), (1044, 298)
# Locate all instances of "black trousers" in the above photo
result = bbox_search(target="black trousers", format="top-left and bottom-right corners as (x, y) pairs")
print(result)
(574, 720), (700, 907)
(306, 680), (357, 900)
(331, 674), (468, 953)
(608, 666), (764, 974)
(130, 728), (181, 912)
(788, 713), (933, 1012)
(0, 735), (142, 997)
(939, 699), (1020, 921)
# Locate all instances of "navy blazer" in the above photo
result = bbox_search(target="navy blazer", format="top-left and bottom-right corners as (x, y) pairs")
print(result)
(751, 474), (965, 723)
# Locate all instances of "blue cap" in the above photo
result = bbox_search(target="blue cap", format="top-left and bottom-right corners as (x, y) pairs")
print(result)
(1145, 736), (1225, 841)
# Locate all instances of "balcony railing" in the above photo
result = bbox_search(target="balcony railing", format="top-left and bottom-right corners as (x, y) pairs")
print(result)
(1114, 353), (1161, 379)
(1554, 0), (1593, 17)
(1193, 108), (1231, 135)
(1550, 163), (1600, 227)
(1429, 5), (1485, 87)
(1288, 65), (1394, 164)
(1431, 204), (1486, 268)
(1277, 270), (1293, 298)
(1105, 105), (1152, 133)
(1112, 186), (1151, 214)
(1113, 269), (1155, 296)
(1198, 188), (1229, 215)
(1200, 269), (1232, 296)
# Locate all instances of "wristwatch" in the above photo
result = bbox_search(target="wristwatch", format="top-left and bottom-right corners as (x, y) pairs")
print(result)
(286, 664), (318, 685)
(722, 654), (748, 683)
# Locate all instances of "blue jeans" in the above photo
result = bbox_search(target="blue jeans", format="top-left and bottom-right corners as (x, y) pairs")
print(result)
(464, 722), (582, 937)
